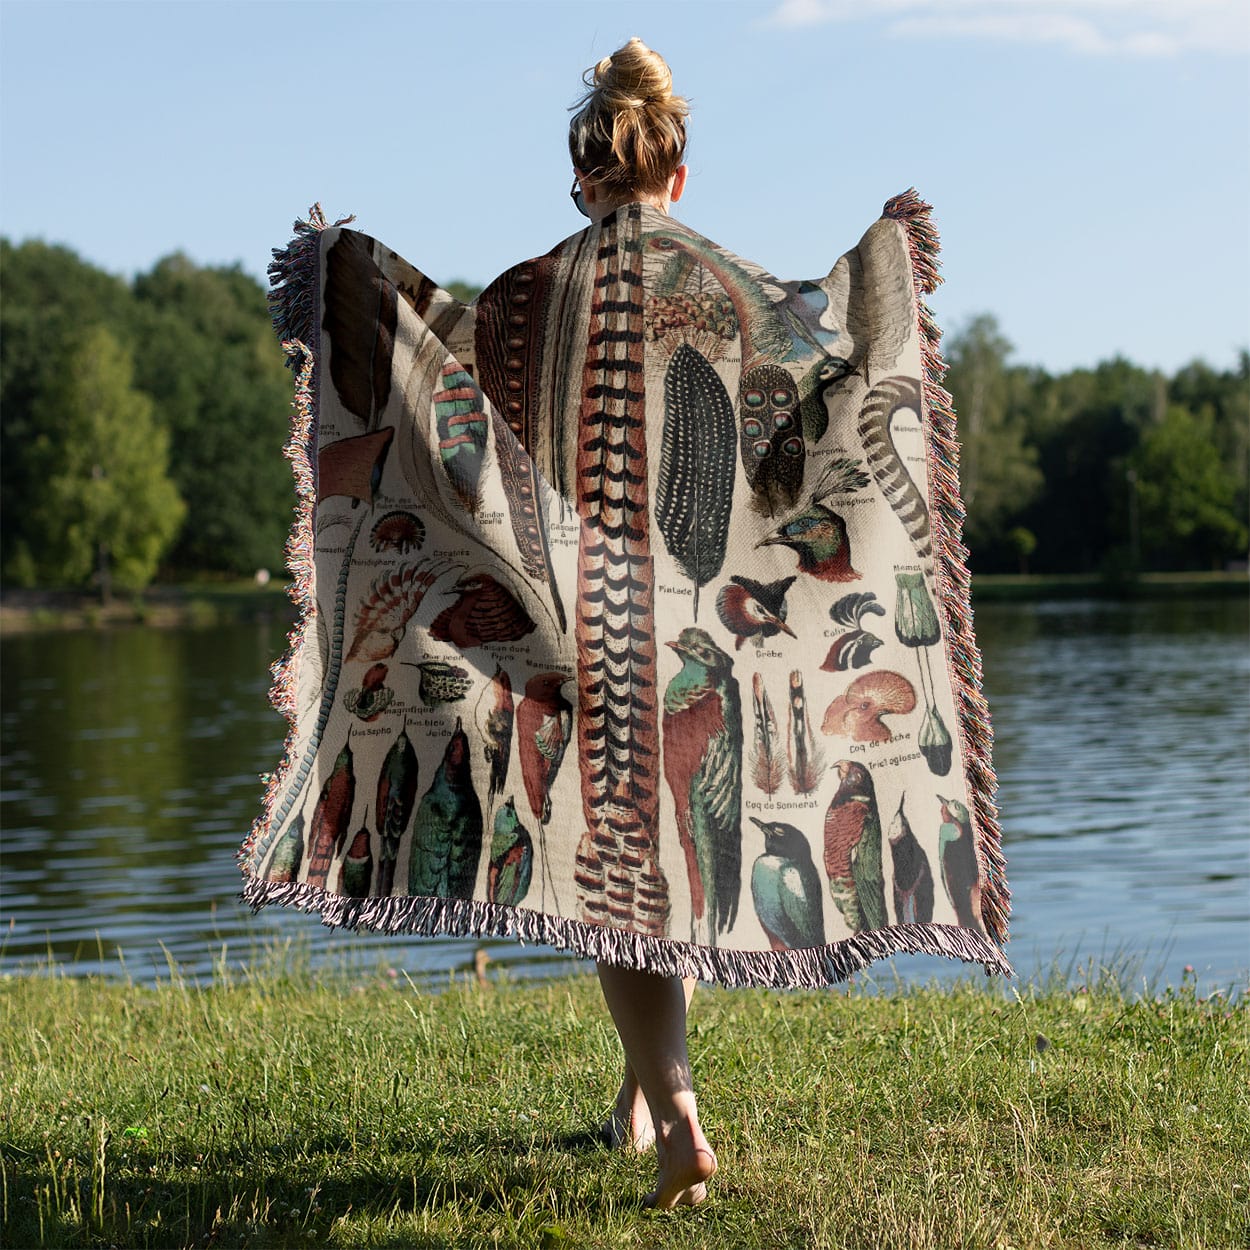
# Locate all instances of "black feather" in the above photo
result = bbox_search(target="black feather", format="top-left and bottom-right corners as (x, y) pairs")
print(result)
(657, 344), (736, 619)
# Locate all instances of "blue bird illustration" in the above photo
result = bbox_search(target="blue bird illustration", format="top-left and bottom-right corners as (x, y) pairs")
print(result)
(749, 817), (825, 950)
(938, 796), (982, 932)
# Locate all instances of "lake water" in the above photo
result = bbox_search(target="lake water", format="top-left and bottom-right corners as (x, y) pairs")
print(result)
(2, 597), (1247, 994)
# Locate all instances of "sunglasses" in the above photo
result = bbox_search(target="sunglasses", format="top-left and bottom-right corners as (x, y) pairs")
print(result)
(570, 176), (589, 219)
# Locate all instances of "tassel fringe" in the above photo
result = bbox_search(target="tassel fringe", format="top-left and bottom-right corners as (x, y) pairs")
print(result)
(238, 205), (349, 871)
(241, 873), (1014, 989)
(883, 188), (1011, 948)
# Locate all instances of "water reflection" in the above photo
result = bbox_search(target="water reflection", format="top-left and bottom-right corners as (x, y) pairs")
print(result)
(2, 597), (1246, 991)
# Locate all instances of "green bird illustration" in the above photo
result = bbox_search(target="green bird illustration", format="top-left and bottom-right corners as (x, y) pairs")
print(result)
(662, 627), (744, 945)
(409, 718), (484, 900)
(487, 797), (533, 908)
(749, 817), (825, 950)
(938, 796), (983, 933)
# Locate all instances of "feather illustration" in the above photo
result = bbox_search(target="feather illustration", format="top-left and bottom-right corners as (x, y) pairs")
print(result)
(750, 672), (784, 796)
(656, 343), (736, 617)
(303, 738), (356, 889)
(433, 363), (489, 514)
(857, 376), (932, 569)
(786, 670), (825, 795)
(323, 231), (397, 431)
(346, 558), (455, 662)
(374, 723), (419, 897)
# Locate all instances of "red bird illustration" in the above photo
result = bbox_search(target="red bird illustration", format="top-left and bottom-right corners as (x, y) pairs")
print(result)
(430, 572), (537, 649)
(715, 574), (797, 651)
(516, 672), (573, 824)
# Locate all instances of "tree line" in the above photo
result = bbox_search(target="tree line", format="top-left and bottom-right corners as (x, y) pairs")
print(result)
(1, 239), (1245, 594)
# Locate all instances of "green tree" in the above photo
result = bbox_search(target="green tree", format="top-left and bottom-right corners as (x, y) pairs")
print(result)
(1, 239), (139, 580)
(25, 327), (185, 596)
(943, 315), (1043, 564)
(1129, 405), (1246, 570)
(131, 256), (294, 574)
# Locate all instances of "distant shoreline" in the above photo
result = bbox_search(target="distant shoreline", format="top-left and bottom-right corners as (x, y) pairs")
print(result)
(1, 570), (1245, 635)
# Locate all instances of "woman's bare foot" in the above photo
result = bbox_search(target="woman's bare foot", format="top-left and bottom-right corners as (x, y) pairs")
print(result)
(644, 1117), (717, 1209)
(602, 1073), (655, 1151)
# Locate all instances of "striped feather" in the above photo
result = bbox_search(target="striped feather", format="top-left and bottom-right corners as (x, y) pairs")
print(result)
(433, 364), (488, 513)
(657, 344), (735, 618)
(857, 375), (932, 569)
(574, 207), (668, 937)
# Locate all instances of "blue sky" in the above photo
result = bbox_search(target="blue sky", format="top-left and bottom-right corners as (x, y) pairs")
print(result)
(2, 0), (1247, 374)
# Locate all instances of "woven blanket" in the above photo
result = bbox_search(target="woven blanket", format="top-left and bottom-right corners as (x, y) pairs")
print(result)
(239, 193), (1012, 987)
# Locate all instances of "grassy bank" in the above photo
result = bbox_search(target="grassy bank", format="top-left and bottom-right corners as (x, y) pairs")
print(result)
(1, 571), (1245, 634)
(2, 967), (1245, 1249)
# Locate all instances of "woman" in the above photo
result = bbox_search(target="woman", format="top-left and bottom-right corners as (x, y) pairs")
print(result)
(243, 37), (1010, 1213)
(567, 39), (717, 1209)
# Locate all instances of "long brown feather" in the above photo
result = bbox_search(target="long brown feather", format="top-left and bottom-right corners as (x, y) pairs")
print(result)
(323, 232), (397, 432)
(750, 672), (784, 796)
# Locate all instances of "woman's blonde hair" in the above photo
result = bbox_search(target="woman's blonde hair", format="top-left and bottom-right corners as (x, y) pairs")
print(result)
(568, 38), (688, 197)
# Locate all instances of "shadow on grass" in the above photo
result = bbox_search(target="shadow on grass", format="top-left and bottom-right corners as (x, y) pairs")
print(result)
(4, 1125), (634, 1249)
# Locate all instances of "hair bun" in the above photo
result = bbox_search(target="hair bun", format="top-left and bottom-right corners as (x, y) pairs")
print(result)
(569, 38), (689, 197)
(594, 36), (673, 110)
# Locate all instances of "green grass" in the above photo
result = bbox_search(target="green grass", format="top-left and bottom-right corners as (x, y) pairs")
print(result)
(1, 963), (1246, 1249)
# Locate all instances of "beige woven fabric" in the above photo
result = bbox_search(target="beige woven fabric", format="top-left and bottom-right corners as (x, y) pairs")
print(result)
(240, 194), (1011, 987)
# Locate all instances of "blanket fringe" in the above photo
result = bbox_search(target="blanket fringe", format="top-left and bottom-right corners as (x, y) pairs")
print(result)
(238, 206), (350, 870)
(240, 873), (1014, 989)
(883, 189), (1011, 947)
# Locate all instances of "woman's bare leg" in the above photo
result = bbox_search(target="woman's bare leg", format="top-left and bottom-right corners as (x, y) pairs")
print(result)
(602, 978), (696, 1151)
(596, 964), (717, 1208)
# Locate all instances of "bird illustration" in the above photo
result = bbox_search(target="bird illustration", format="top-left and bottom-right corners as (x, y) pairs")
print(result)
(888, 797), (933, 925)
(374, 723), (419, 897)
(410, 660), (472, 707)
(821, 670), (917, 743)
(303, 739), (356, 890)
(759, 502), (859, 582)
(342, 662), (394, 721)
(477, 664), (514, 805)
(715, 574), (797, 651)
(340, 826), (374, 897)
(429, 572), (536, 649)
(487, 797), (534, 908)
(821, 592), (885, 672)
(643, 226), (849, 466)
(822, 760), (887, 933)
(516, 673), (573, 824)
(662, 627), (744, 944)
(749, 817), (825, 950)
(938, 796), (982, 932)
(266, 814), (304, 884)
(408, 718), (484, 900)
